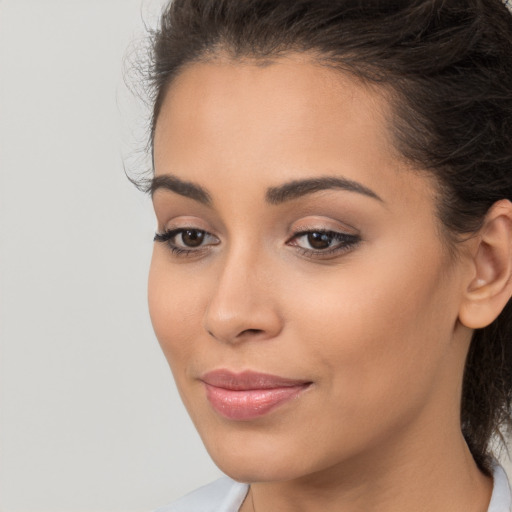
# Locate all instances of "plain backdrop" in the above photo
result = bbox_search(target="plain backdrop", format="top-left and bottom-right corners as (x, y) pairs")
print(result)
(0, 1), (222, 511)
(0, 1), (511, 512)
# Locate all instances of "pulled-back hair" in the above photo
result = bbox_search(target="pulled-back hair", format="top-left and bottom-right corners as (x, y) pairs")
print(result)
(144, 0), (512, 472)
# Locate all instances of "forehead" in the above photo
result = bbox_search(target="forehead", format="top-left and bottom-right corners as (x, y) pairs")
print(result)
(154, 54), (395, 165)
(152, 54), (436, 214)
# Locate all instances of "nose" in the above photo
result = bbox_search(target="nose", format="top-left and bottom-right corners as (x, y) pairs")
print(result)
(203, 249), (283, 344)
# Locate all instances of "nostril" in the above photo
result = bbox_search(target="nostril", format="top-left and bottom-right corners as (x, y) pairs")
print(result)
(207, 327), (264, 341)
(239, 328), (264, 336)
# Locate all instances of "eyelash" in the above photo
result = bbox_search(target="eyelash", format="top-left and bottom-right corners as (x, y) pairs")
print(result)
(289, 229), (361, 257)
(154, 227), (361, 259)
(153, 228), (218, 257)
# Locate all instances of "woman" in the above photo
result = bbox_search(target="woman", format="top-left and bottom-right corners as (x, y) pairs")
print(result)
(137, 0), (512, 510)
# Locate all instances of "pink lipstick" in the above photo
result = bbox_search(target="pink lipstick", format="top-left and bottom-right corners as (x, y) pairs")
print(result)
(201, 370), (311, 421)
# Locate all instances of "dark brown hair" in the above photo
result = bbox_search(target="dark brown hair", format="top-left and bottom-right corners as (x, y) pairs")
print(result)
(142, 0), (512, 472)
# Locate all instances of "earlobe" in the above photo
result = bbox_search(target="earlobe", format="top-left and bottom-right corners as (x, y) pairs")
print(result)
(459, 199), (512, 329)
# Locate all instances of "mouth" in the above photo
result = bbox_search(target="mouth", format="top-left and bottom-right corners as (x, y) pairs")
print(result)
(200, 369), (312, 421)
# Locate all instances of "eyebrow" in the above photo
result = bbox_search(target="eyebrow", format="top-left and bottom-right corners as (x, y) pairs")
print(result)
(150, 174), (212, 205)
(150, 173), (382, 205)
(266, 176), (383, 204)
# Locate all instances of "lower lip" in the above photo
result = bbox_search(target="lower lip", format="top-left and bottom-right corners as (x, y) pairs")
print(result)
(204, 383), (310, 421)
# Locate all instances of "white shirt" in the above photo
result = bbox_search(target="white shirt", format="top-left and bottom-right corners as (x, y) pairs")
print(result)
(156, 462), (512, 512)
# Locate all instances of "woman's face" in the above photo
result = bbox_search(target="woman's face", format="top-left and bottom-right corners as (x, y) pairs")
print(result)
(149, 55), (473, 482)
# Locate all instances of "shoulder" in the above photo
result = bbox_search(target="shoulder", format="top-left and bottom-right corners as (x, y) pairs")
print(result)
(154, 476), (249, 512)
(488, 462), (512, 512)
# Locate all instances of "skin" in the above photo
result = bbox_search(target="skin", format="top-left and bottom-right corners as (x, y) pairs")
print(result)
(148, 54), (510, 511)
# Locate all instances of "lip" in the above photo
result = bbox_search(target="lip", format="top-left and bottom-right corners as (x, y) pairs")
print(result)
(200, 370), (312, 421)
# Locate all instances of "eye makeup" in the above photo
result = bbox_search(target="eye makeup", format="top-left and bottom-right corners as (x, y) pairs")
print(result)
(154, 225), (361, 260)
(287, 229), (361, 258)
(154, 228), (220, 257)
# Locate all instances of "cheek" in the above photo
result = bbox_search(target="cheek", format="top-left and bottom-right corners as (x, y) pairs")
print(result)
(148, 250), (206, 371)
(284, 240), (459, 417)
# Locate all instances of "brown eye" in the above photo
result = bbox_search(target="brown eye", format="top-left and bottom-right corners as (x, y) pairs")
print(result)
(181, 229), (205, 247)
(307, 232), (334, 250)
(153, 228), (219, 255)
(289, 229), (361, 258)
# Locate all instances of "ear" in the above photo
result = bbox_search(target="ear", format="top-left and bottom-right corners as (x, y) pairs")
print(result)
(459, 199), (512, 329)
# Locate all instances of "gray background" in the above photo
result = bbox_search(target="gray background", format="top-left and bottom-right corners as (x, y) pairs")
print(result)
(0, 1), (221, 511)
(0, 1), (510, 511)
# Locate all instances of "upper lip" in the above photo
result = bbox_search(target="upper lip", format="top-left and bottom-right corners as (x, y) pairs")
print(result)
(200, 369), (311, 390)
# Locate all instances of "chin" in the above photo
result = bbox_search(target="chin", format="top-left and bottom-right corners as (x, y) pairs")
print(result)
(203, 436), (283, 481)
(213, 453), (303, 484)
(198, 426), (335, 484)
